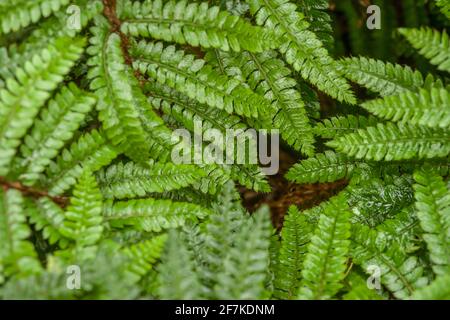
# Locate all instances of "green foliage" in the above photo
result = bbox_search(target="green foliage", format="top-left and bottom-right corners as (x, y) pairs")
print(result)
(399, 27), (450, 72)
(297, 194), (352, 299)
(246, 0), (356, 104)
(119, 0), (276, 52)
(413, 168), (450, 276)
(0, 0), (449, 301)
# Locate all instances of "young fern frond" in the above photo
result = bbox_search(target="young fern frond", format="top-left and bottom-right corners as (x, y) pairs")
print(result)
(45, 129), (119, 196)
(0, 189), (42, 283)
(298, 194), (352, 300)
(96, 161), (206, 200)
(0, 36), (85, 176)
(328, 123), (450, 161)
(119, 0), (277, 52)
(272, 206), (313, 299)
(0, 0), (69, 34)
(313, 114), (379, 139)
(59, 170), (104, 261)
(399, 27), (450, 72)
(15, 83), (96, 185)
(361, 88), (450, 128)
(285, 151), (368, 184)
(132, 41), (275, 119)
(246, 0), (356, 104)
(103, 198), (212, 233)
(413, 168), (450, 276)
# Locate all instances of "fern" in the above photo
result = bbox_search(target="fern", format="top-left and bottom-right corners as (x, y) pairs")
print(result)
(246, 0), (356, 104)
(0, 37), (85, 176)
(313, 115), (379, 139)
(298, 194), (352, 299)
(97, 161), (206, 199)
(0, 189), (41, 283)
(0, 0), (70, 34)
(413, 168), (450, 276)
(328, 122), (450, 161)
(272, 206), (313, 299)
(399, 27), (450, 72)
(361, 88), (450, 128)
(119, 0), (276, 52)
(59, 170), (104, 261)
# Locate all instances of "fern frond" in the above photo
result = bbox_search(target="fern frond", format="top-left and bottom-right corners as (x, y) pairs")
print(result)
(298, 194), (352, 300)
(45, 129), (119, 196)
(434, 0), (450, 19)
(122, 234), (167, 278)
(362, 88), (450, 129)
(15, 83), (96, 185)
(104, 198), (212, 232)
(285, 151), (367, 184)
(399, 27), (450, 72)
(413, 168), (450, 276)
(215, 206), (271, 299)
(157, 230), (204, 299)
(295, 0), (333, 49)
(328, 123), (450, 161)
(0, 189), (41, 283)
(0, 36), (85, 176)
(59, 170), (103, 260)
(97, 161), (206, 200)
(411, 274), (450, 300)
(313, 114), (379, 139)
(351, 224), (428, 299)
(132, 41), (274, 119)
(88, 18), (173, 163)
(272, 206), (313, 299)
(234, 50), (315, 155)
(246, 0), (356, 104)
(27, 197), (69, 248)
(119, 0), (276, 52)
(0, 0), (69, 34)
(343, 271), (383, 300)
(337, 57), (428, 96)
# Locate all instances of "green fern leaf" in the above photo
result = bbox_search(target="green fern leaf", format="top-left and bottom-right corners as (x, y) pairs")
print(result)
(313, 114), (379, 139)
(97, 161), (206, 200)
(0, 0), (69, 34)
(285, 151), (368, 184)
(411, 274), (450, 300)
(119, 0), (276, 52)
(338, 57), (429, 96)
(361, 88), (450, 129)
(104, 198), (212, 232)
(0, 189), (41, 283)
(132, 41), (274, 119)
(273, 206), (313, 299)
(351, 224), (428, 299)
(0, 36), (85, 176)
(298, 194), (352, 299)
(328, 123), (450, 161)
(45, 129), (119, 196)
(399, 27), (450, 72)
(246, 0), (356, 104)
(59, 170), (103, 260)
(413, 168), (450, 276)
(15, 83), (96, 185)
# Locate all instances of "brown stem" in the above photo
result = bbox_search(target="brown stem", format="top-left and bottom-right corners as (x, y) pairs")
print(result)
(0, 176), (69, 207)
